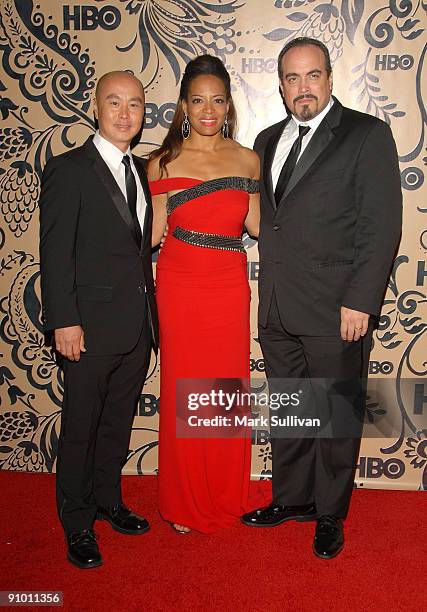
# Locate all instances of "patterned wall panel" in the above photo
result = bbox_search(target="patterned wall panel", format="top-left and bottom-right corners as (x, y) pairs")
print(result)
(0, 0), (426, 490)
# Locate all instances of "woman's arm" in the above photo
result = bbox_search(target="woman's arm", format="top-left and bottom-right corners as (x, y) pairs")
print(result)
(245, 192), (260, 238)
(147, 157), (168, 247)
(244, 150), (260, 238)
(151, 194), (168, 247)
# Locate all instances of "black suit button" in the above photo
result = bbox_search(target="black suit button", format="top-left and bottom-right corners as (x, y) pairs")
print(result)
(138, 286), (144, 295)
(273, 225), (280, 231)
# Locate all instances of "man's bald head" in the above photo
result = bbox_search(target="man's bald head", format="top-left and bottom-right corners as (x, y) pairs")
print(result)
(93, 71), (145, 153)
(95, 71), (144, 101)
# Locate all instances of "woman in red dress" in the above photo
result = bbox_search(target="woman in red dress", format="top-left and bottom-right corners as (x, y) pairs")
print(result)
(148, 55), (269, 533)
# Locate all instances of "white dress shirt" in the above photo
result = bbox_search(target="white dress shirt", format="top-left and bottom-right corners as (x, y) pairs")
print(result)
(93, 130), (147, 233)
(271, 98), (334, 190)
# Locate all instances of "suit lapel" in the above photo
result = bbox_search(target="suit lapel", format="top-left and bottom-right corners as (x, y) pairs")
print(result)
(83, 138), (138, 245)
(281, 98), (343, 202)
(281, 122), (334, 200)
(263, 117), (289, 210)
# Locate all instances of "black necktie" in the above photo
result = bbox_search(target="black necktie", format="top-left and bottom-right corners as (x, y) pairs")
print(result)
(274, 124), (310, 205)
(122, 154), (142, 246)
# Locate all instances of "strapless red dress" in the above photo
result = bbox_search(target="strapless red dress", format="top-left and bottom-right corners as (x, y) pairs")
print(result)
(149, 176), (270, 533)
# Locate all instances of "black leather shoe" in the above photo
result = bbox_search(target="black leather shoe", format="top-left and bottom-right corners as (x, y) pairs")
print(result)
(241, 502), (317, 527)
(313, 515), (344, 559)
(66, 529), (103, 569)
(97, 503), (150, 535)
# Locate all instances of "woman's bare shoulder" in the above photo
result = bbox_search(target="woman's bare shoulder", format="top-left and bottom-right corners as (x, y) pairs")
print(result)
(147, 155), (166, 181)
(230, 142), (260, 178)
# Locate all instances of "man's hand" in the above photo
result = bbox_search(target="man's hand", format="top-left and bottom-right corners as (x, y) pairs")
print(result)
(54, 325), (86, 361)
(340, 307), (370, 342)
(160, 222), (169, 248)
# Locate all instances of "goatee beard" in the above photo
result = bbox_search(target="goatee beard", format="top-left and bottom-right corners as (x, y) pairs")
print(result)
(299, 104), (314, 121)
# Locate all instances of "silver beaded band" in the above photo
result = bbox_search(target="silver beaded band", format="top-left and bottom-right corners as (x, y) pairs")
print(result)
(167, 176), (259, 215)
(173, 226), (246, 253)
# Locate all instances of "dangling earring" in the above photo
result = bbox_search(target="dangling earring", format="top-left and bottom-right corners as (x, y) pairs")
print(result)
(182, 113), (190, 139)
(222, 116), (229, 139)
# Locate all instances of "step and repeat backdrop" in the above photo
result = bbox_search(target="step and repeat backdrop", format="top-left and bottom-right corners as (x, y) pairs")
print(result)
(0, 0), (426, 489)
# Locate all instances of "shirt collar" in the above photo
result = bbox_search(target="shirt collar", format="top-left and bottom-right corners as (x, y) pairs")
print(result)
(290, 97), (334, 132)
(93, 130), (131, 170)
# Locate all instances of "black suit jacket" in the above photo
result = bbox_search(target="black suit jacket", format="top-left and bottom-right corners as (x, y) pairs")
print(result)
(255, 97), (402, 335)
(39, 137), (159, 355)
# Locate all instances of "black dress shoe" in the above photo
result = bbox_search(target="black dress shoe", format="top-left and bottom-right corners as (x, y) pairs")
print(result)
(313, 515), (344, 559)
(66, 529), (103, 569)
(241, 502), (317, 527)
(97, 503), (150, 535)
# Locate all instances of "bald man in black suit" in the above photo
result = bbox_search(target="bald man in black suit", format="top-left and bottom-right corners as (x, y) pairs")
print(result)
(40, 71), (158, 569)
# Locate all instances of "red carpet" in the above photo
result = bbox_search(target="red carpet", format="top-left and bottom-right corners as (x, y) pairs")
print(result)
(0, 472), (425, 612)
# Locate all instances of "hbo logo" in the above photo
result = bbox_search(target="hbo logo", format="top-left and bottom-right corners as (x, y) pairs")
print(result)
(63, 5), (121, 30)
(241, 58), (277, 74)
(357, 457), (405, 479)
(375, 54), (414, 70)
(250, 358), (265, 372)
(137, 393), (159, 417)
(252, 429), (270, 445)
(368, 360), (393, 375)
(144, 103), (176, 129)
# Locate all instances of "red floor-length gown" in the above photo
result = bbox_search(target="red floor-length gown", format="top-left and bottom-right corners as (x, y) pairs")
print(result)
(149, 176), (270, 533)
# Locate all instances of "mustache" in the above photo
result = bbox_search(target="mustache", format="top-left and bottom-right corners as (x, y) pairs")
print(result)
(294, 94), (318, 103)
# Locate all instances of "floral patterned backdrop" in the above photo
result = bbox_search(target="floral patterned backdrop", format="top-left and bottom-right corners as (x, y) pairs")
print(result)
(0, 0), (426, 489)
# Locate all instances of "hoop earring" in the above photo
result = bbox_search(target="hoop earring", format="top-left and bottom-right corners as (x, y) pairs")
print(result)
(182, 113), (190, 140)
(222, 116), (229, 139)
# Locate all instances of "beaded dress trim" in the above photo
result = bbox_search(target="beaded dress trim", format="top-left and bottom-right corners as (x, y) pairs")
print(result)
(167, 176), (259, 215)
(172, 226), (245, 253)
